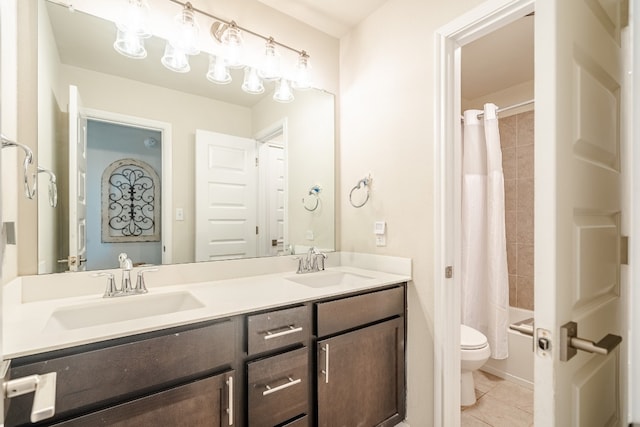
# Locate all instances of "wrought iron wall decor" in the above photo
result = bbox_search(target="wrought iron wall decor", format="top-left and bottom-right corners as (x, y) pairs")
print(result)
(101, 158), (161, 243)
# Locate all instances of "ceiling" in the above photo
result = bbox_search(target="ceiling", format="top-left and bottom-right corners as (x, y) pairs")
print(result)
(255, 0), (388, 38)
(257, 0), (534, 102)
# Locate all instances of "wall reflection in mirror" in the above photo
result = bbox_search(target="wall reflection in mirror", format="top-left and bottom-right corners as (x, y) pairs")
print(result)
(36, 0), (335, 274)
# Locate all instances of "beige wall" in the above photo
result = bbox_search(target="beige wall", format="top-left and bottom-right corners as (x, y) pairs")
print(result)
(338, 0), (485, 424)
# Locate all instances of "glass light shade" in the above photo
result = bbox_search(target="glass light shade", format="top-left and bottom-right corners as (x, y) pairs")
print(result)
(259, 39), (280, 81)
(113, 29), (147, 59)
(116, 0), (151, 37)
(221, 25), (244, 68)
(161, 43), (190, 73)
(206, 55), (232, 84)
(241, 67), (264, 94)
(292, 52), (312, 90)
(169, 5), (200, 55)
(273, 79), (294, 103)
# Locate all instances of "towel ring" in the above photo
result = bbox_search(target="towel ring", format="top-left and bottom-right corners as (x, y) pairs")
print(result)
(38, 166), (58, 208)
(349, 175), (371, 208)
(1, 134), (37, 200)
(303, 185), (322, 212)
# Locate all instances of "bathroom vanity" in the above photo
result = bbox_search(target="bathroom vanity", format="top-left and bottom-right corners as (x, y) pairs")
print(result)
(2, 257), (409, 427)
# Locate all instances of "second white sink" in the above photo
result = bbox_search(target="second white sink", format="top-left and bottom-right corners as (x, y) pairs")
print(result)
(46, 291), (205, 330)
(286, 271), (374, 288)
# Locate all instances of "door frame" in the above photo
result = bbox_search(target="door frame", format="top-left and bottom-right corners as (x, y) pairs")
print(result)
(433, 0), (534, 425)
(84, 108), (173, 264)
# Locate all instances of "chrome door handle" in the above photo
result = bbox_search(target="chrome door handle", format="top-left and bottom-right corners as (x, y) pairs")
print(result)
(560, 321), (622, 361)
(263, 325), (303, 340)
(262, 376), (302, 396)
(321, 344), (330, 383)
(225, 375), (233, 426)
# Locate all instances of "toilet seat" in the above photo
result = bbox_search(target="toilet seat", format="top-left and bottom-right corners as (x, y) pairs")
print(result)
(461, 324), (488, 350)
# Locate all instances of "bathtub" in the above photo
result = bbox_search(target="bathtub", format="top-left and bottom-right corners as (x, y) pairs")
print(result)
(481, 307), (534, 389)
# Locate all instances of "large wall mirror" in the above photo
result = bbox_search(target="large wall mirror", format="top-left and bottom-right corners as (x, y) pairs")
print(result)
(35, 0), (335, 274)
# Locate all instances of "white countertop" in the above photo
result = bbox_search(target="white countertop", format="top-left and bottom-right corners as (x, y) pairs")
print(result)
(3, 253), (411, 359)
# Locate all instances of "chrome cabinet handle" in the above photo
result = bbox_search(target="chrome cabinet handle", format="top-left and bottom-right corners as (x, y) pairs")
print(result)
(560, 321), (623, 361)
(226, 375), (233, 426)
(263, 325), (303, 340)
(321, 344), (330, 384)
(262, 376), (302, 396)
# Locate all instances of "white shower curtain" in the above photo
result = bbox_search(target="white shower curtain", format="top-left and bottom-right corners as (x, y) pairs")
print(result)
(461, 103), (509, 359)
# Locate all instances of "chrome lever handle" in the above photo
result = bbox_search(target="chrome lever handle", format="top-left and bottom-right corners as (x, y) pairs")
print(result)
(134, 268), (158, 294)
(263, 325), (303, 340)
(560, 321), (622, 361)
(321, 344), (330, 384)
(262, 376), (302, 396)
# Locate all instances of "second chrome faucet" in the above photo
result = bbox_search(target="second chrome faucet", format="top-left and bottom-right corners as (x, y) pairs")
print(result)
(93, 253), (158, 298)
(295, 247), (328, 274)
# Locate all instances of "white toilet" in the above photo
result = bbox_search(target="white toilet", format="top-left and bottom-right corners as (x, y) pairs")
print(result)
(460, 324), (491, 406)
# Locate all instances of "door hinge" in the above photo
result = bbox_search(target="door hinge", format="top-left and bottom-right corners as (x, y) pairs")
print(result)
(256, 226), (259, 235)
(255, 157), (259, 167)
(445, 266), (453, 279)
(621, 235), (629, 265)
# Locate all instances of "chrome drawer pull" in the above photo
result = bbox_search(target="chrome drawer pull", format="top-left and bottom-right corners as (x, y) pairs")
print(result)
(321, 344), (329, 384)
(262, 376), (302, 396)
(263, 325), (303, 340)
(226, 376), (233, 426)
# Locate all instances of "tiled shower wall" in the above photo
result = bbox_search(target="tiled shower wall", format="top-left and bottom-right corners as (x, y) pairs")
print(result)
(500, 110), (534, 310)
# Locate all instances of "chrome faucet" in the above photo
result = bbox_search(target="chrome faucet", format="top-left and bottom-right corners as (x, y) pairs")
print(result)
(295, 247), (327, 274)
(118, 253), (134, 294)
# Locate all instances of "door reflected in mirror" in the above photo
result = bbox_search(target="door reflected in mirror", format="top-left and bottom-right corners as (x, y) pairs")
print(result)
(36, 0), (335, 274)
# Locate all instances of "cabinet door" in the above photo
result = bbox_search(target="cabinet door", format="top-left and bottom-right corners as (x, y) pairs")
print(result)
(52, 370), (235, 427)
(317, 318), (404, 427)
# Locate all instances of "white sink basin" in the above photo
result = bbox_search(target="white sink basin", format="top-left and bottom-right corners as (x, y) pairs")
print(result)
(286, 271), (374, 288)
(46, 291), (205, 330)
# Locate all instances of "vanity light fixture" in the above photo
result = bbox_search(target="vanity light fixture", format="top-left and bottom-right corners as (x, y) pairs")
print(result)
(115, 0), (314, 99)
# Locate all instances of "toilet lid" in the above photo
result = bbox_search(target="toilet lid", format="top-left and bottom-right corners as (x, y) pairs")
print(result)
(461, 324), (488, 350)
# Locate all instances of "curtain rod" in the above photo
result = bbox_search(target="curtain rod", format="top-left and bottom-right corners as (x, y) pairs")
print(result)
(477, 98), (535, 118)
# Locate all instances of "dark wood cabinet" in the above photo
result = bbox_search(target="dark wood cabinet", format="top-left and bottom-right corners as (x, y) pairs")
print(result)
(51, 370), (235, 427)
(6, 283), (406, 427)
(315, 286), (406, 427)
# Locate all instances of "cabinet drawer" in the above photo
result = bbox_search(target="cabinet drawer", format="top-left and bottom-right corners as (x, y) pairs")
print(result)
(247, 347), (309, 427)
(247, 305), (310, 355)
(52, 370), (234, 427)
(7, 320), (236, 424)
(316, 285), (404, 337)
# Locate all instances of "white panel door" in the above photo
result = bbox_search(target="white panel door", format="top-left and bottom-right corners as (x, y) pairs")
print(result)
(257, 141), (286, 257)
(68, 85), (87, 272)
(535, 1), (628, 426)
(195, 130), (257, 261)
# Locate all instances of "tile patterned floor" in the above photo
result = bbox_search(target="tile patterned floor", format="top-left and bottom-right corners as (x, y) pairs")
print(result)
(461, 370), (533, 427)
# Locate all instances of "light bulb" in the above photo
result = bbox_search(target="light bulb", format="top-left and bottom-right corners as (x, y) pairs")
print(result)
(161, 43), (190, 73)
(292, 51), (312, 90)
(259, 38), (280, 81)
(241, 67), (264, 94)
(206, 55), (232, 84)
(168, 3), (200, 56)
(114, 28), (147, 59)
(273, 79), (294, 103)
